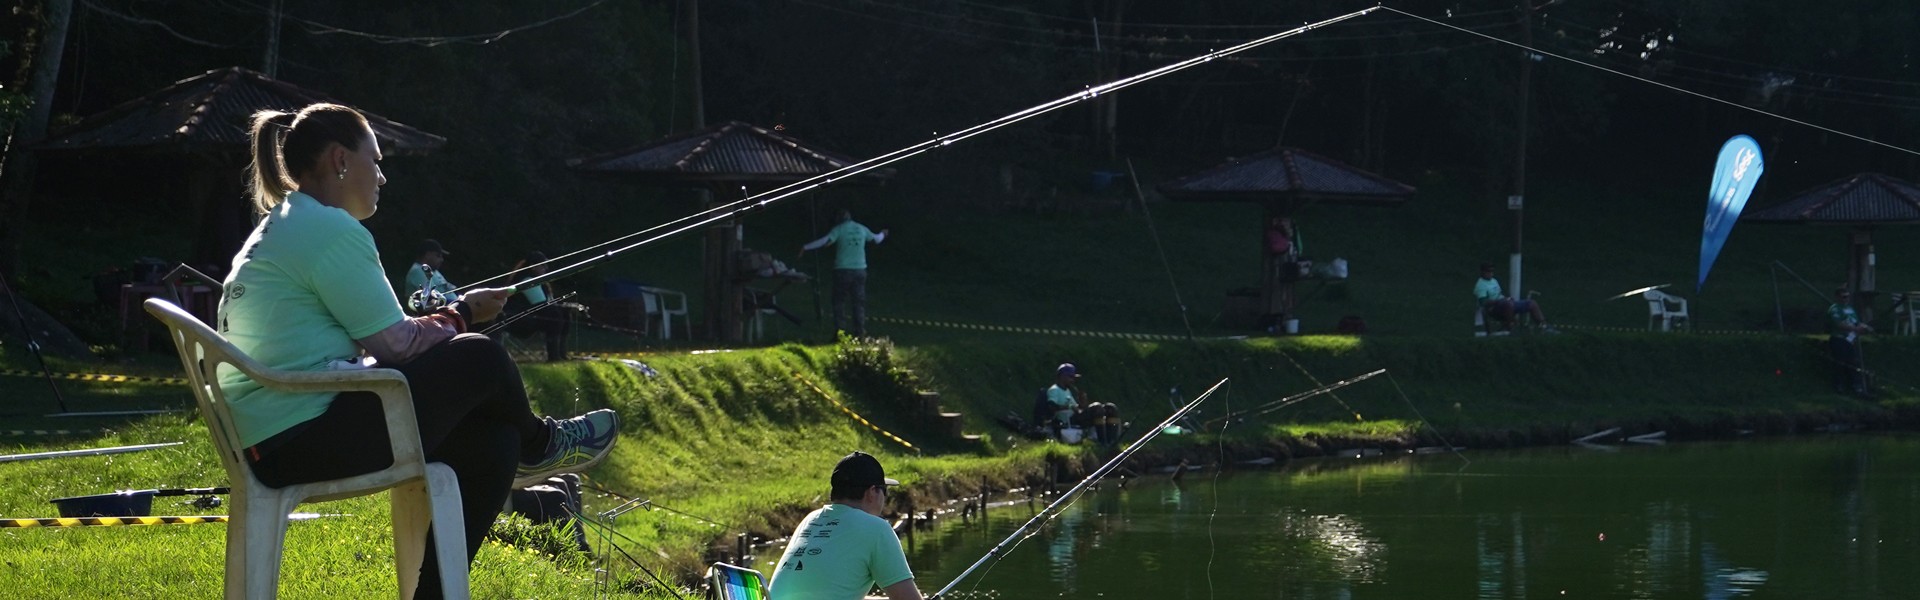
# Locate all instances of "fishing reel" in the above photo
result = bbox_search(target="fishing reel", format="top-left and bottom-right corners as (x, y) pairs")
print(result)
(407, 288), (453, 314)
(407, 263), (455, 314)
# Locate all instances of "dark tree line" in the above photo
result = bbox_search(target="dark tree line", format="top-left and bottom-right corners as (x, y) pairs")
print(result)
(3, 0), (1917, 278)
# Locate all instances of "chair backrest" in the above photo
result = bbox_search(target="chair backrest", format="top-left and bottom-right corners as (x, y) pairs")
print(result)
(642, 292), (661, 314)
(706, 562), (767, 600)
(1644, 290), (1670, 315)
(144, 298), (274, 486)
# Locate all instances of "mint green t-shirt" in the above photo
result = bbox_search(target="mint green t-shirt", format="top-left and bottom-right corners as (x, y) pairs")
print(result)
(767, 503), (914, 600)
(823, 221), (877, 270)
(1047, 385), (1078, 423)
(216, 192), (407, 447)
(1473, 277), (1503, 305)
(404, 262), (459, 302)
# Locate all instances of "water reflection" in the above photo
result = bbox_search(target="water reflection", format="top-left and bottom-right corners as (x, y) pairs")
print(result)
(908, 435), (1920, 599)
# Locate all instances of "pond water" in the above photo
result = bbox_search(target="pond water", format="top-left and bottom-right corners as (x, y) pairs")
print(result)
(900, 435), (1920, 599)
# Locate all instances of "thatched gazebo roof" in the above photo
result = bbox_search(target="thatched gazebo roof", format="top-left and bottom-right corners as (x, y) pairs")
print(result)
(1158, 147), (1415, 209)
(567, 120), (890, 185)
(35, 66), (446, 155)
(1743, 173), (1920, 225)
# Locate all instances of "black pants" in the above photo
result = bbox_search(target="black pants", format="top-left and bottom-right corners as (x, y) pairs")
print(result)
(247, 334), (549, 599)
(1829, 335), (1866, 393)
(832, 268), (869, 337)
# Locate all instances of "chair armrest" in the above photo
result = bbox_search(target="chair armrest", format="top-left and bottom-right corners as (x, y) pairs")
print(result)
(250, 367), (429, 467)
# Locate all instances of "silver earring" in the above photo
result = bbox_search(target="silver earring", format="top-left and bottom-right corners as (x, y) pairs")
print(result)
(337, 168), (347, 180)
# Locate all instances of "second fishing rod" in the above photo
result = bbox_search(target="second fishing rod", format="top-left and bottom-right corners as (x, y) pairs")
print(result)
(447, 7), (1384, 300)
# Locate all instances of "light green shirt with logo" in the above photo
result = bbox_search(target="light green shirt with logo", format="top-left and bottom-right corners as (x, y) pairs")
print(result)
(804, 221), (885, 270)
(767, 503), (913, 600)
(216, 192), (407, 447)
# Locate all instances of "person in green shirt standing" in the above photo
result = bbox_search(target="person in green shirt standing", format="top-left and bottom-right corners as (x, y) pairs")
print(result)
(800, 209), (889, 337)
(1827, 287), (1874, 398)
(767, 452), (923, 600)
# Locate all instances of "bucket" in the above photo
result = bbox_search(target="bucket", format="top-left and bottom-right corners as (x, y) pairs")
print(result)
(50, 490), (156, 517)
(1058, 427), (1085, 444)
(48, 487), (229, 517)
(1283, 319), (1300, 334)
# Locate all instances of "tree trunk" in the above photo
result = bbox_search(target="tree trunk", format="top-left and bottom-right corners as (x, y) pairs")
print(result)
(0, 0), (75, 283)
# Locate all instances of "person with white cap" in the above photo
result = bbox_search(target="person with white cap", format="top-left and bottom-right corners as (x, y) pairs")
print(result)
(767, 451), (923, 600)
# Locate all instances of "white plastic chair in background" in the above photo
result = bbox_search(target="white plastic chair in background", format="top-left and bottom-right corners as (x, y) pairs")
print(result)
(145, 298), (469, 600)
(1644, 290), (1690, 332)
(1893, 292), (1918, 336)
(638, 285), (690, 340)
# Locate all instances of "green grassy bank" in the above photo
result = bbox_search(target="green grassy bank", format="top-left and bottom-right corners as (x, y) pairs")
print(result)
(4, 332), (1917, 598)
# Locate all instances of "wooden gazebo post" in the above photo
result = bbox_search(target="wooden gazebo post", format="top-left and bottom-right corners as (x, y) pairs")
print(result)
(1745, 173), (1920, 323)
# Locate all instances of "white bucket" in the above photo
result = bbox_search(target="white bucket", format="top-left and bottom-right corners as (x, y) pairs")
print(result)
(1283, 319), (1300, 334)
(1058, 428), (1085, 444)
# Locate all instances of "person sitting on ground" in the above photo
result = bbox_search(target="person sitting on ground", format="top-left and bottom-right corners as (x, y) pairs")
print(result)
(404, 238), (460, 312)
(223, 103), (620, 599)
(494, 251), (572, 362)
(1827, 287), (1873, 398)
(1044, 363), (1121, 444)
(1474, 263), (1557, 334)
(767, 451), (924, 600)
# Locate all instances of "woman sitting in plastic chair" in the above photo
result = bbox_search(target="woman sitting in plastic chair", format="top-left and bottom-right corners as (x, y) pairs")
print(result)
(220, 103), (619, 599)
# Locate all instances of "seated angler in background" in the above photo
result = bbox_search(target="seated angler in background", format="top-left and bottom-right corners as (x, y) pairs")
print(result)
(404, 238), (460, 312)
(1474, 263), (1558, 334)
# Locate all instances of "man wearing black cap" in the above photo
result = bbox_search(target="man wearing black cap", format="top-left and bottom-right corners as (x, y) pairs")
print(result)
(767, 451), (923, 600)
(404, 238), (460, 311)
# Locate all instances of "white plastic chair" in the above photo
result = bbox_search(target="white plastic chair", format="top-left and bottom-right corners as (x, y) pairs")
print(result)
(1643, 290), (1690, 332)
(638, 285), (690, 340)
(145, 298), (469, 600)
(1894, 292), (1917, 336)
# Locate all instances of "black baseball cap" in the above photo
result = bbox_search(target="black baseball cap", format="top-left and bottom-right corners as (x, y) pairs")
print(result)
(418, 239), (450, 256)
(831, 451), (898, 488)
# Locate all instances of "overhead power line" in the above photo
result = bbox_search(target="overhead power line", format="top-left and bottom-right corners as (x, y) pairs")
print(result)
(78, 0), (237, 48)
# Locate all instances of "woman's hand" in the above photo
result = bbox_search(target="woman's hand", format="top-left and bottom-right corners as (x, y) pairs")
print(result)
(463, 288), (512, 323)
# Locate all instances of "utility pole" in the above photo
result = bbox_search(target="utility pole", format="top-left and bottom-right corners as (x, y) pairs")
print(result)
(688, 0), (705, 129)
(1508, 1), (1537, 296)
(0, 0), (76, 280)
(263, 0), (284, 77)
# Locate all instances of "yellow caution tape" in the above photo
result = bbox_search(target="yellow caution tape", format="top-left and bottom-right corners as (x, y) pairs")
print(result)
(0, 368), (187, 385)
(791, 373), (919, 453)
(1, 429), (112, 437)
(1, 515), (227, 528)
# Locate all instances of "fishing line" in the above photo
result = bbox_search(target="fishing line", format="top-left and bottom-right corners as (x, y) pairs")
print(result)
(449, 6), (1386, 298)
(932, 377), (1231, 600)
(560, 503), (694, 600)
(1384, 372), (1470, 467)
(1125, 158), (1196, 341)
(1202, 368), (1384, 428)
(1377, 6), (1920, 159)
(1204, 380), (1230, 600)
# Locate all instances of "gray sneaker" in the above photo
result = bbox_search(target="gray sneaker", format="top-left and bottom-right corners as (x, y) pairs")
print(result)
(517, 409), (619, 482)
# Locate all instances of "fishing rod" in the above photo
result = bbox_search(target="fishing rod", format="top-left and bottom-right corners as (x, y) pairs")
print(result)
(452, 6), (1385, 297)
(1201, 368), (1385, 429)
(929, 377), (1229, 600)
(475, 291), (581, 336)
